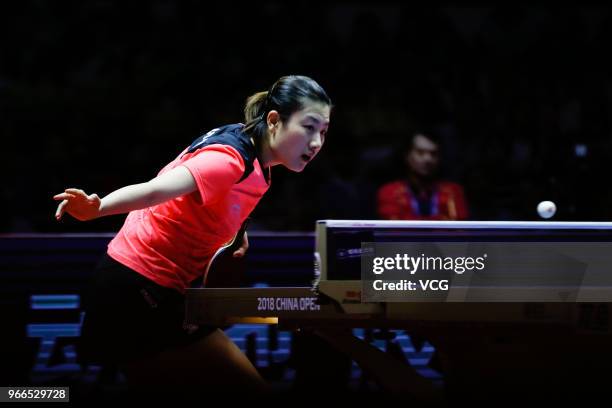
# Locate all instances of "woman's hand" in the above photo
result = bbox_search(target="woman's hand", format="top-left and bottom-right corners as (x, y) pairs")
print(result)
(53, 188), (101, 221)
(232, 231), (249, 258)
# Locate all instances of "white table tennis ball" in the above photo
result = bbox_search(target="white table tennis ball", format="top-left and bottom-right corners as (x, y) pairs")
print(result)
(537, 201), (556, 219)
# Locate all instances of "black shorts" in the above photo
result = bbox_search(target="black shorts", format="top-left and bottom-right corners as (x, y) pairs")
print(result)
(80, 253), (217, 366)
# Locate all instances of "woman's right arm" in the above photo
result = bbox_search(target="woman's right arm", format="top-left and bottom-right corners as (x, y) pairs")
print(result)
(53, 165), (197, 221)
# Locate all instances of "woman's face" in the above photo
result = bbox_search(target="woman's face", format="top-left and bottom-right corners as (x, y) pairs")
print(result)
(268, 101), (331, 172)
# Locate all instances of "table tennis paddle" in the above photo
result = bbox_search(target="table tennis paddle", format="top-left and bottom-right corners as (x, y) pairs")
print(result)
(191, 218), (250, 288)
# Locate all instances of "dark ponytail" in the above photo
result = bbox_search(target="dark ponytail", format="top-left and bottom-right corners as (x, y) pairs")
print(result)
(244, 91), (268, 124)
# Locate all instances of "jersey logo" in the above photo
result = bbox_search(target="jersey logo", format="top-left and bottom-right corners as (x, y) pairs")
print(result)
(189, 128), (220, 151)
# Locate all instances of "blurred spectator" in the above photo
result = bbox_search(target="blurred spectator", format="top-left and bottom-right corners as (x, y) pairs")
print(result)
(377, 129), (469, 220)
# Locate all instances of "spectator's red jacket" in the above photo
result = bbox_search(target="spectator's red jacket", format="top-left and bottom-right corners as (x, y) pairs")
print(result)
(377, 180), (468, 220)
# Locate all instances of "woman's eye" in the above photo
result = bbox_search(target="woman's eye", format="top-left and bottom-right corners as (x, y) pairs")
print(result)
(304, 125), (315, 131)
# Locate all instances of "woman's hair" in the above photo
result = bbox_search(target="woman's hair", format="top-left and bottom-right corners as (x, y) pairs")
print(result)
(243, 75), (332, 140)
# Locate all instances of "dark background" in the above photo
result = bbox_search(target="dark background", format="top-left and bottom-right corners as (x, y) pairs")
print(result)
(3, 2), (612, 233)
